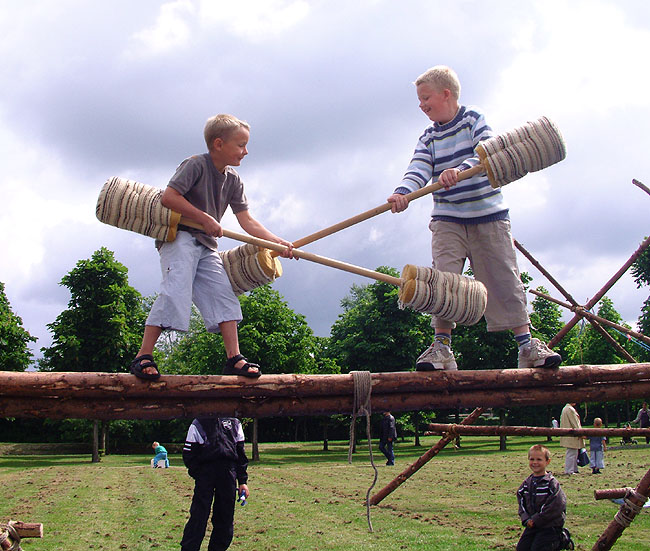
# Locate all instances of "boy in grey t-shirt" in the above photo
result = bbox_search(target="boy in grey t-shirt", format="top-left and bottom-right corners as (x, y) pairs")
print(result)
(130, 114), (294, 380)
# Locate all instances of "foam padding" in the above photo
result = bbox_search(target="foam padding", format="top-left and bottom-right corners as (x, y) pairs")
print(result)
(398, 267), (487, 325)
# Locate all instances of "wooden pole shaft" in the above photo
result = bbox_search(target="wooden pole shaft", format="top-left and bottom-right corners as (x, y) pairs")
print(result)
(3, 379), (649, 421)
(425, 424), (650, 437)
(2, 363), (648, 399)
(549, 234), (650, 348)
(529, 290), (650, 346)
(368, 408), (484, 506)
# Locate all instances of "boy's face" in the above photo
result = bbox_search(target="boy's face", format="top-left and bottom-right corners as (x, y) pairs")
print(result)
(416, 83), (454, 123)
(528, 450), (551, 476)
(212, 127), (250, 169)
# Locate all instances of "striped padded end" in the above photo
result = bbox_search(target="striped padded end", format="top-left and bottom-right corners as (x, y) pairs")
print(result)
(219, 244), (282, 295)
(96, 177), (178, 241)
(398, 267), (487, 326)
(476, 116), (566, 188)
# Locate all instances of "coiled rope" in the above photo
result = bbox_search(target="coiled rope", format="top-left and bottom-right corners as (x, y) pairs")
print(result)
(614, 488), (647, 527)
(0, 523), (21, 551)
(347, 371), (378, 532)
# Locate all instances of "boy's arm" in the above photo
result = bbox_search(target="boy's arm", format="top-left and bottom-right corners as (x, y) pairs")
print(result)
(516, 483), (531, 525)
(234, 210), (294, 257)
(161, 187), (223, 237)
(235, 440), (249, 486)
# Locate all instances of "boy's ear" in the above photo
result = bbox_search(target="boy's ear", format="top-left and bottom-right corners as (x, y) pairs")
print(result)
(211, 137), (224, 151)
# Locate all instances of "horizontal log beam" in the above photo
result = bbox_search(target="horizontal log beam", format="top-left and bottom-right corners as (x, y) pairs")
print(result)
(1, 363), (649, 399)
(425, 424), (650, 437)
(2, 380), (649, 420)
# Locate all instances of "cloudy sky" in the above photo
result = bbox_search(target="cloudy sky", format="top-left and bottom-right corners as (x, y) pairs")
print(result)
(2, 0), (650, 366)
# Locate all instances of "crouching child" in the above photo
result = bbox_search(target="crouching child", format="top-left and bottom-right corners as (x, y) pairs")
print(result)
(516, 444), (567, 551)
(181, 417), (249, 551)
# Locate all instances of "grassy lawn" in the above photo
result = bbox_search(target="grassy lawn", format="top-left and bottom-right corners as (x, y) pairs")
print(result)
(0, 436), (648, 550)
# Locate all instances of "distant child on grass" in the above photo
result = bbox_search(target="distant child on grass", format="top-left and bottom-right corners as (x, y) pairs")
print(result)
(589, 418), (607, 474)
(151, 441), (169, 468)
(387, 65), (561, 372)
(516, 444), (567, 551)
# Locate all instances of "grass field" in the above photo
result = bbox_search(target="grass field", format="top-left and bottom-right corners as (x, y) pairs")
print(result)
(1, 436), (648, 550)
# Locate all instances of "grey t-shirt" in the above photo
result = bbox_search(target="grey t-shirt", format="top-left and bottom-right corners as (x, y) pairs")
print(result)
(166, 153), (249, 250)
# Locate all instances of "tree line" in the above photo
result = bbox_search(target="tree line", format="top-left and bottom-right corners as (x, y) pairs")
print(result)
(1, 242), (649, 452)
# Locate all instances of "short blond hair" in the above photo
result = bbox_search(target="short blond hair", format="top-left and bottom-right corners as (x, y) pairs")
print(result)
(528, 444), (551, 461)
(593, 417), (603, 427)
(414, 65), (461, 100)
(204, 114), (250, 150)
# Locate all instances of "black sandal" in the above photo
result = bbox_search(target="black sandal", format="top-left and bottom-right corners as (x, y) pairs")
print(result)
(130, 354), (161, 380)
(223, 354), (262, 378)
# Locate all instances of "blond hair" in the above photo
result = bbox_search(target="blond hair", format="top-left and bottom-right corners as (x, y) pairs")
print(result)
(528, 444), (551, 461)
(204, 114), (250, 150)
(414, 65), (461, 100)
(593, 417), (603, 427)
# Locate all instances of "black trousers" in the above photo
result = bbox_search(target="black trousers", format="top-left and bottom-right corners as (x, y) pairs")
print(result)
(516, 525), (563, 551)
(181, 463), (237, 551)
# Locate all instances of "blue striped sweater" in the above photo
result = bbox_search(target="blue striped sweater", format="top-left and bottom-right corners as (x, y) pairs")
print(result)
(396, 105), (509, 223)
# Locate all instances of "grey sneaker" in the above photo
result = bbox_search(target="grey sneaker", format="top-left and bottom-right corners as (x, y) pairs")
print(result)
(518, 338), (562, 369)
(416, 341), (458, 371)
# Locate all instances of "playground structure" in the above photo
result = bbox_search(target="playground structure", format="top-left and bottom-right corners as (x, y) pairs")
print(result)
(4, 180), (650, 548)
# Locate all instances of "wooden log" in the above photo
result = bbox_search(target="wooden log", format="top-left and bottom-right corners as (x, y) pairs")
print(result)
(369, 408), (485, 506)
(0, 521), (43, 550)
(592, 467), (650, 550)
(595, 488), (631, 501)
(1, 363), (649, 399)
(2, 380), (650, 420)
(425, 424), (650, 438)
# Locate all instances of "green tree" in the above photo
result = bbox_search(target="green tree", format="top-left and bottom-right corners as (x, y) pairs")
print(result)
(631, 238), (650, 361)
(564, 296), (631, 365)
(328, 266), (434, 373)
(0, 281), (36, 371)
(39, 247), (147, 373)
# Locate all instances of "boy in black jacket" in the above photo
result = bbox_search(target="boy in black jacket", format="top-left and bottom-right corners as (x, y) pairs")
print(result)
(516, 444), (567, 551)
(181, 417), (249, 551)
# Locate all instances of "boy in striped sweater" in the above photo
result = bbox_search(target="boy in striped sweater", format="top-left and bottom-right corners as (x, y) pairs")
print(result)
(388, 65), (561, 371)
(516, 444), (567, 550)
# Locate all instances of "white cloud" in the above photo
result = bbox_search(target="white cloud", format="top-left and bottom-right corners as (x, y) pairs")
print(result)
(128, 0), (196, 56)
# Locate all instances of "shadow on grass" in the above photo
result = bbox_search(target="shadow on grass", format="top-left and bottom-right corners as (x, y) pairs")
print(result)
(0, 454), (93, 469)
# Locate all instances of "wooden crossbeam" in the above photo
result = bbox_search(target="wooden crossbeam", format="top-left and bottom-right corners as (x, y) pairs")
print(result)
(1, 364), (649, 420)
(425, 423), (650, 438)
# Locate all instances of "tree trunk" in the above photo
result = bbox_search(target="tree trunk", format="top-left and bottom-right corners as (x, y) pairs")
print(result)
(499, 410), (507, 451)
(322, 421), (329, 451)
(100, 420), (108, 457)
(251, 418), (259, 461)
(414, 412), (421, 447)
(92, 420), (100, 463)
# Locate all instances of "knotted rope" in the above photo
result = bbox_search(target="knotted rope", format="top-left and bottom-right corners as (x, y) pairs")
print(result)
(347, 371), (378, 532)
(0, 523), (21, 551)
(614, 488), (647, 528)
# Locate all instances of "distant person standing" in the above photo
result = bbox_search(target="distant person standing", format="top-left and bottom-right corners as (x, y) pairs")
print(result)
(631, 402), (649, 444)
(559, 403), (584, 475)
(379, 411), (398, 466)
(589, 418), (607, 474)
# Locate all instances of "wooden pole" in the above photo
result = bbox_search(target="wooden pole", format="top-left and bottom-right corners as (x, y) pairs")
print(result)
(368, 408), (485, 506)
(2, 380), (650, 421)
(425, 424), (650, 438)
(592, 467), (650, 550)
(529, 290), (650, 346)
(549, 235), (650, 348)
(1, 363), (648, 399)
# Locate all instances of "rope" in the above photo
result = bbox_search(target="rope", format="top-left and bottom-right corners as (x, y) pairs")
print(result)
(0, 523), (22, 551)
(614, 488), (646, 528)
(347, 371), (378, 533)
